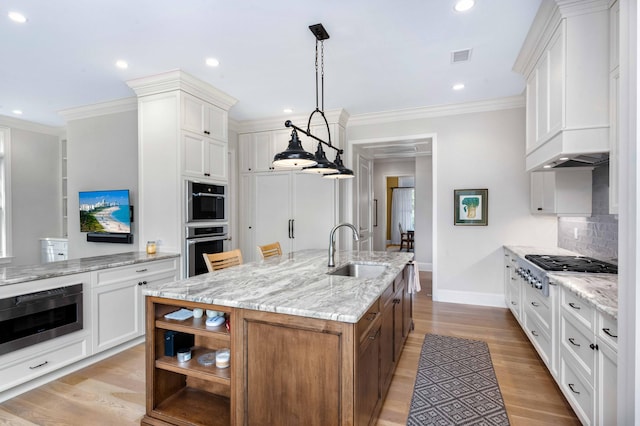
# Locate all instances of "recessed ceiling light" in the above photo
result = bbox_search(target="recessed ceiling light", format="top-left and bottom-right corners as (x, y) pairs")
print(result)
(452, 83), (465, 91)
(206, 58), (220, 67)
(283, 108), (293, 114)
(559, 157), (569, 161)
(12, 110), (23, 115)
(8, 11), (27, 23)
(454, 0), (475, 12)
(115, 60), (128, 69)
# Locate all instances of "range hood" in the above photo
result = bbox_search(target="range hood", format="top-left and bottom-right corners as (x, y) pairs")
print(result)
(548, 153), (609, 169)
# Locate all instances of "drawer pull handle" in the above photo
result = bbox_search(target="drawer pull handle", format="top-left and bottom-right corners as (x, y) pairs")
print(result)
(29, 361), (48, 370)
(568, 338), (580, 347)
(603, 328), (618, 338)
(568, 302), (581, 310)
(136, 268), (148, 273)
(568, 383), (580, 395)
(531, 302), (539, 307)
(590, 343), (599, 350)
(366, 312), (377, 321)
(511, 301), (517, 306)
(531, 330), (539, 337)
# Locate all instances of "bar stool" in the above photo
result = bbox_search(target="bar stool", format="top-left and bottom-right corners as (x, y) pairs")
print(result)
(258, 242), (282, 259)
(202, 249), (243, 272)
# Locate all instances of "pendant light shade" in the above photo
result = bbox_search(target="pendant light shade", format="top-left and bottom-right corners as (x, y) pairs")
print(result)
(301, 143), (339, 174)
(273, 129), (317, 168)
(323, 152), (354, 179)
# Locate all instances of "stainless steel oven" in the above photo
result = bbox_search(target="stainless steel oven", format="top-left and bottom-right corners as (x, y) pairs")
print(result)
(0, 283), (83, 356)
(185, 224), (230, 276)
(186, 181), (226, 222)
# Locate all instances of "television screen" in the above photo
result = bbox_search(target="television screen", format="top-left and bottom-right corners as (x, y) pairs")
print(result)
(79, 189), (131, 234)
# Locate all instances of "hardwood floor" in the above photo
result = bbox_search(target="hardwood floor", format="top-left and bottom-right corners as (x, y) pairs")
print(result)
(0, 272), (579, 425)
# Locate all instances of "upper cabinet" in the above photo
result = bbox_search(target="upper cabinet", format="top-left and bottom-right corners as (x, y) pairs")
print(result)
(182, 93), (228, 141)
(514, 0), (611, 171)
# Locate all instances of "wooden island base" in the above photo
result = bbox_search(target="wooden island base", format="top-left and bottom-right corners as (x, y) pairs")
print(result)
(142, 265), (411, 426)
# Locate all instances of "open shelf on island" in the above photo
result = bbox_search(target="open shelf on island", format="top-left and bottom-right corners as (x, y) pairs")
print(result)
(156, 316), (231, 340)
(154, 386), (230, 426)
(156, 347), (231, 384)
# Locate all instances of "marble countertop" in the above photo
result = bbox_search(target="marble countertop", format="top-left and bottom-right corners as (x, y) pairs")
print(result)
(504, 245), (618, 319)
(0, 252), (180, 286)
(143, 249), (415, 323)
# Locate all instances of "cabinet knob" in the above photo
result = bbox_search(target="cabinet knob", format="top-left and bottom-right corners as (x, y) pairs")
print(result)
(204, 130), (210, 135)
(204, 173), (210, 177)
(537, 207), (543, 211)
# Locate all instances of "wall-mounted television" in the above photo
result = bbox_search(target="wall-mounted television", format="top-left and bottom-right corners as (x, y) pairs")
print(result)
(79, 189), (131, 234)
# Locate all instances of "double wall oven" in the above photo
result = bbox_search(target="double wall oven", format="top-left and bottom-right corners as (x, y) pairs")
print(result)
(185, 181), (230, 277)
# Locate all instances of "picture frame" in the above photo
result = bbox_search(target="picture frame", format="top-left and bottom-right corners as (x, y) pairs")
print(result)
(454, 189), (488, 226)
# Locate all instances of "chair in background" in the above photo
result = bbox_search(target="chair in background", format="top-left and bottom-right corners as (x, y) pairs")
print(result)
(258, 242), (282, 259)
(203, 249), (243, 272)
(399, 223), (414, 252)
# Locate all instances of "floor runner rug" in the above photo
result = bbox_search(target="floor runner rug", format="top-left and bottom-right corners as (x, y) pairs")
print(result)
(407, 334), (510, 426)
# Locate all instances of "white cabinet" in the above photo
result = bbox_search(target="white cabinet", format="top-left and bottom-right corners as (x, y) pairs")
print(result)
(40, 237), (68, 263)
(503, 250), (521, 321)
(181, 92), (227, 141)
(515, 3), (610, 171)
(238, 129), (301, 173)
(596, 312), (617, 426)
(530, 169), (592, 216)
(91, 258), (179, 353)
(242, 171), (336, 262)
(182, 131), (227, 181)
(609, 0), (620, 214)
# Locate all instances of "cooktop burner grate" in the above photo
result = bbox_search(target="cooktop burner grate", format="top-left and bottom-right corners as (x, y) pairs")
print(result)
(524, 255), (618, 274)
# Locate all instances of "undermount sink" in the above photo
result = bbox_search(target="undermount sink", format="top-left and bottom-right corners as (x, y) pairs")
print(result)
(328, 263), (387, 279)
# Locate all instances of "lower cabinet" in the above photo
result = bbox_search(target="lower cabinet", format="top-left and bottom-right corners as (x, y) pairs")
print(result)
(91, 258), (179, 353)
(143, 266), (411, 426)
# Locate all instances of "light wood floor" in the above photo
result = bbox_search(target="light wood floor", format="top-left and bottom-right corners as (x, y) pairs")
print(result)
(0, 272), (579, 425)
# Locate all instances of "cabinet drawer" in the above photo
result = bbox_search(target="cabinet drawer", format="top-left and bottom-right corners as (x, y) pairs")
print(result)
(597, 312), (618, 350)
(524, 284), (552, 332)
(561, 288), (595, 330)
(0, 337), (87, 392)
(560, 312), (596, 385)
(357, 300), (380, 343)
(524, 308), (552, 367)
(94, 259), (178, 286)
(560, 354), (595, 425)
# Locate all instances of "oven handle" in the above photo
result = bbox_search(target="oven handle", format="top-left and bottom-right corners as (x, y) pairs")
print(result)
(193, 192), (225, 198)
(186, 236), (228, 245)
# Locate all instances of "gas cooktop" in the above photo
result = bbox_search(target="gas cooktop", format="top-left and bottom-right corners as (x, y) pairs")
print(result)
(524, 254), (618, 274)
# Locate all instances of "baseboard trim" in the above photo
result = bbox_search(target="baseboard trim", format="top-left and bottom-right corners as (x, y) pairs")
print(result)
(433, 289), (507, 308)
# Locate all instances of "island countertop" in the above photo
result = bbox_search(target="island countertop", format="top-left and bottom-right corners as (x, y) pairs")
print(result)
(0, 251), (180, 286)
(143, 249), (415, 323)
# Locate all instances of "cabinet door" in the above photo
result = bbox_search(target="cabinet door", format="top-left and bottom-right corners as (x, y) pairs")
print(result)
(239, 134), (256, 173)
(548, 28), (564, 135)
(92, 279), (141, 353)
(536, 54), (550, 144)
(292, 173), (336, 251)
(380, 299), (394, 392)
(254, 132), (274, 172)
(525, 73), (538, 152)
(393, 288), (404, 360)
(239, 174), (255, 261)
(182, 132), (208, 178)
(530, 171), (557, 214)
(205, 103), (227, 140)
(207, 138), (228, 181)
(357, 324), (380, 426)
(357, 155), (373, 251)
(254, 172), (293, 258)
(182, 94), (205, 134)
(596, 340), (617, 426)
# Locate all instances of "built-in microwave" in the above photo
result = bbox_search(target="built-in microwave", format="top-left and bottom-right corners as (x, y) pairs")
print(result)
(186, 181), (226, 222)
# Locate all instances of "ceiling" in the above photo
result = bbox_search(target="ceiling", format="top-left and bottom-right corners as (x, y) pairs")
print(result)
(1, 0), (542, 128)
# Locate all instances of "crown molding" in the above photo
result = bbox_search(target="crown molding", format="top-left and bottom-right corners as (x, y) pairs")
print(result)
(58, 97), (137, 123)
(556, 0), (609, 16)
(0, 115), (65, 136)
(348, 96), (525, 127)
(237, 108), (350, 134)
(126, 69), (238, 110)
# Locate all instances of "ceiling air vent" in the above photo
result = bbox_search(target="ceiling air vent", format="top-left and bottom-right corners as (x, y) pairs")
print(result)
(451, 49), (472, 63)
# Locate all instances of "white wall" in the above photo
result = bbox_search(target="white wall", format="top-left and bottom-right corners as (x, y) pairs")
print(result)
(348, 105), (557, 307)
(371, 159), (416, 251)
(10, 128), (61, 265)
(66, 110), (138, 258)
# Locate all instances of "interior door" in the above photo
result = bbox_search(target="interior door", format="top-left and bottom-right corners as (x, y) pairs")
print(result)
(292, 172), (336, 251)
(357, 155), (373, 251)
(253, 172), (292, 260)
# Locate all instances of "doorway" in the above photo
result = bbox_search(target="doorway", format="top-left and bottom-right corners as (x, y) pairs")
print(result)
(387, 176), (415, 250)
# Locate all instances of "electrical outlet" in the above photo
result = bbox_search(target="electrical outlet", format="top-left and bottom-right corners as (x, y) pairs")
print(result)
(574, 228), (578, 239)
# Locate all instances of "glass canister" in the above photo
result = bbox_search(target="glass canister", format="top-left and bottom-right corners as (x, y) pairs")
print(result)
(146, 241), (157, 254)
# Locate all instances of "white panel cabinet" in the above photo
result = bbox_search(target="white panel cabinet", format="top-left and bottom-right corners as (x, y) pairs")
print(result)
(91, 258), (179, 353)
(530, 169), (592, 216)
(182, 131), (227, 181)
(238, 129), (299, 173)
(181, 92), (227, 141)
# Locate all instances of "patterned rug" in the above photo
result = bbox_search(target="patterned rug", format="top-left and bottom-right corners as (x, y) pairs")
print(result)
(407, 334), (510, 426)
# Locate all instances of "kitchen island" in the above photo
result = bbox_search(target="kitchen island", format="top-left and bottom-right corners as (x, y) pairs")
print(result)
(141, 249), (414, 426)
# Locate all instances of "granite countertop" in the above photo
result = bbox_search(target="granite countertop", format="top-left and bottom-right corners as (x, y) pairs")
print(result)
(504, 245), (618, 319)
(143, 249), (415, 323)
(0, 252), (180, 286)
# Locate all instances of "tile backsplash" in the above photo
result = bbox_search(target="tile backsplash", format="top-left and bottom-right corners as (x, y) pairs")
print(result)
(558, 163), (618, 261)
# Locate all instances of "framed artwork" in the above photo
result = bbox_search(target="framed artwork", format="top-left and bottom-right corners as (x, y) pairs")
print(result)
(454, 189), (488, 226)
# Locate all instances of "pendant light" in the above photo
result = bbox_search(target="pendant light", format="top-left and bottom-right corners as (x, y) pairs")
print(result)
(273, 23), (354, 179)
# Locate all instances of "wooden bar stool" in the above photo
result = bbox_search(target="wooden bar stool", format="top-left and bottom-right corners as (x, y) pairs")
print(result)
(202, 249), (243, 272)
(258, 242), (282, 259)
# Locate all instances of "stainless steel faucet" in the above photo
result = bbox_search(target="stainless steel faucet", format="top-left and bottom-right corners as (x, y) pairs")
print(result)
(328, 223), (360, 267)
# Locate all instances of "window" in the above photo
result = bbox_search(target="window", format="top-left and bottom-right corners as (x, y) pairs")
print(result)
(0, 127), (12, 259)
